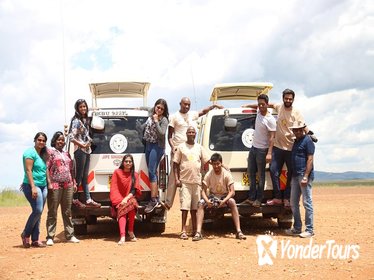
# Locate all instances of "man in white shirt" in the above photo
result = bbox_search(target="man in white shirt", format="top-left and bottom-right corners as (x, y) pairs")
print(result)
(242, 94), (276, 207)
(164, 97), (223, 210)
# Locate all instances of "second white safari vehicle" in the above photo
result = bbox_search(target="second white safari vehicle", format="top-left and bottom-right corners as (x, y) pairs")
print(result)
(197, 82), (292, 229)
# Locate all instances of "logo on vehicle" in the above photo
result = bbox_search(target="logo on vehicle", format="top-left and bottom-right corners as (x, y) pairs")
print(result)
(113, 159), (121, 166)
(242, 128), (254, 148)
(109, 134), (128, 154)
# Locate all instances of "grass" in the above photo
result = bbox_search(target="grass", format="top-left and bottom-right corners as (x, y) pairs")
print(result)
(315, 179), (374, 187)
(0, 189), (29, 207)
(0, 180), (372, 207)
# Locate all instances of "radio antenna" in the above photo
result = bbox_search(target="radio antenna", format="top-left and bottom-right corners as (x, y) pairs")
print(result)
(60, 0), (68, 135)
(190, 64), (197, 107)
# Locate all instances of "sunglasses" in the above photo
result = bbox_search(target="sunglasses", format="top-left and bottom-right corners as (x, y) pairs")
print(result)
(124, 160), (133, 163)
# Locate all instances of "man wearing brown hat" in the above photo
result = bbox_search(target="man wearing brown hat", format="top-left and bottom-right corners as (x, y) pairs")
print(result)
(285, 120), (315, 238)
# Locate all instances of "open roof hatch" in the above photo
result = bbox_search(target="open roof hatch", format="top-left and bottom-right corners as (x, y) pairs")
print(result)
(210, 82), (273, 102)
(89, 82), (150, 107)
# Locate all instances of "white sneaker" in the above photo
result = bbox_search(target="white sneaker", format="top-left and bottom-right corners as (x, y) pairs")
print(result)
(68, 236), (80, 243)
(46, 238), (54, 246)
(299, 231), (314, 238)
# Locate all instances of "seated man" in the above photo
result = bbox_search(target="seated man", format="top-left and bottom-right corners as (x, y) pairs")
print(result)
(192, 153), (246, 241)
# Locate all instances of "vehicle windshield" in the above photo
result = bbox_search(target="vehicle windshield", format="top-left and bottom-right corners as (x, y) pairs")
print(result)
(209, 114), (256, 151)
(91, 117), (147, 154)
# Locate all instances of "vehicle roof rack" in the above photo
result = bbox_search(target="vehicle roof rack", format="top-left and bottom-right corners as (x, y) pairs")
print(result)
(210, 82), (273, 101)
(89, 82), (150, 107)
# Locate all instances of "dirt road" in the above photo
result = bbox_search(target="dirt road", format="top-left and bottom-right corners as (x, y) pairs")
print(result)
(0, 186), (373, 279)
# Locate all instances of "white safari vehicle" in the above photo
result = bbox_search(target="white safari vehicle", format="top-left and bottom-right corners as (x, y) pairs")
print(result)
(70, 82), (168, 234)
(197, 82), (292, 228)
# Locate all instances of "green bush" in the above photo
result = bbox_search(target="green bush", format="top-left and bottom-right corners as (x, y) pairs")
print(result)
(0, 189), (28, 207)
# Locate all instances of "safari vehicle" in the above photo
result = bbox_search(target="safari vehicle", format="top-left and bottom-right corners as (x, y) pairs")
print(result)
(69, 82), (168, 234)
(197, 82), (292, 229)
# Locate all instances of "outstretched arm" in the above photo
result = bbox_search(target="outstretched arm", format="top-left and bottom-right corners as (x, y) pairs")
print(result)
(198, 104), (224, 117)
(241, 103), (257, 109)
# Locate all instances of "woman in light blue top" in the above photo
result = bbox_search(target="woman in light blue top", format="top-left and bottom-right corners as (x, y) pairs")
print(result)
(21, 132), (50, 248)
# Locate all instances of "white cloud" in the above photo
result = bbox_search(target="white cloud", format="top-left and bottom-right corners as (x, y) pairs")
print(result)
(0, 0), (373, 188)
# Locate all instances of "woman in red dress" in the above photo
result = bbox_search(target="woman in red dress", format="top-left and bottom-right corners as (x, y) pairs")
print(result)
(110, 154), (141, 245)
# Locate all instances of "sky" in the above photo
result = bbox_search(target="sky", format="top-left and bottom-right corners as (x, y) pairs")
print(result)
(0, 0), (373, 188)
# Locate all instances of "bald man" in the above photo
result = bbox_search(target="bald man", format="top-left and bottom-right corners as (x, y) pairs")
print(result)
(164, 97), (223, 210)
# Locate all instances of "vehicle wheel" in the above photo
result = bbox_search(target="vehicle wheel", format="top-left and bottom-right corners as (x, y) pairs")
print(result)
(150, 223), (166, 233)
(202, 222), (213, 230)
(74, 224), (88, 235)
(277, 219), (292, 229)
(86, 215), (97, 225)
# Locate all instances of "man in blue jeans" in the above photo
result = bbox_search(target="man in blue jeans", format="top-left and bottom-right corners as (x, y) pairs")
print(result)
(242, 94), (276, 207)
(285, 121), (315, 238)
(266, 89), (307, 207)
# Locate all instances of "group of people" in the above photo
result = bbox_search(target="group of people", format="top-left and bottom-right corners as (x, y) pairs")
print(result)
(20, 99), (101, 248)
(20, 88), (316, 248)
(242, 89), (316, 238)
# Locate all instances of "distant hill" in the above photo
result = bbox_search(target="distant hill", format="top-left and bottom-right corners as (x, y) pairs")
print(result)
(314, 171), (374, 182)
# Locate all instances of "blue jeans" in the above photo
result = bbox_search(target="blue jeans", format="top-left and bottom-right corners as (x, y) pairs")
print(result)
(145, 142), (164, 182)
(290, 176), (314, 233)
(270, 146), (292, 200)
(247, 146), (268, 201)
(22, 183), (47, 241)
(74, 149), (91, 201)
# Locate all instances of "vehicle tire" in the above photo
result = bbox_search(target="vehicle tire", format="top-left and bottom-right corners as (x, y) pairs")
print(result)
(86, 215), (97, 225)
(150, 223), (166, 233)
(202, 222), (215, 230)
(277, 219), (292, 229)
(74, 224), (88, 235)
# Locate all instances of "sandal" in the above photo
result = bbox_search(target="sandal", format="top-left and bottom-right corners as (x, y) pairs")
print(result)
(180, 231), (188, 240)
(192, 232), (203, 242)
(128, 232), (137, 242)
(236, 231), (246, 240)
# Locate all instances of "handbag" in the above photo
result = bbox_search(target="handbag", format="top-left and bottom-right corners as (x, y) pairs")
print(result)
(91, 115), (105, 130)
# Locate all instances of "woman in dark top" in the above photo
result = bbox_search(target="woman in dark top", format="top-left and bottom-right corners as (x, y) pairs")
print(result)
(69, 99), (100, 208)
